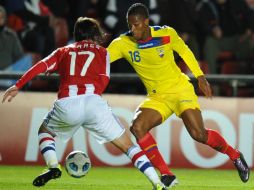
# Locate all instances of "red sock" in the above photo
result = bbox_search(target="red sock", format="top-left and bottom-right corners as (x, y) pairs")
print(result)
(206, 129), (240, 160)
(138, 132), (174, 176)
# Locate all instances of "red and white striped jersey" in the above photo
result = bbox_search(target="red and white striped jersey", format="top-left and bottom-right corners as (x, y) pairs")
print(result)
(15, 40), (110, 99)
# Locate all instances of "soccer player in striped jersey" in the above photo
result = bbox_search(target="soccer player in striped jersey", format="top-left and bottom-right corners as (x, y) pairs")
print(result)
(2, 17), (167, 190)
(107, 3), (250, 187)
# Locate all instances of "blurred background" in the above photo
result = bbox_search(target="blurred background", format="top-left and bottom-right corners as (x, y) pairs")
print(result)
(0, 0), (254, 96)
(0, 0), (254, 170)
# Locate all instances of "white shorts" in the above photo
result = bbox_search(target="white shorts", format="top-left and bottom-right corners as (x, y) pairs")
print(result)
(42, 94), (125, 144)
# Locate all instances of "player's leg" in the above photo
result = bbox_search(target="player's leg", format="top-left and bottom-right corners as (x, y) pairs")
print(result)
(111, 132), (166, 189)
(33, 125), (62, 186)
(181, 108), (249, 182)
(85, 95), (167, 189)
(130, 108), (177, 187)
(32, 97), (80, 187)
(38, 126), (58, 168)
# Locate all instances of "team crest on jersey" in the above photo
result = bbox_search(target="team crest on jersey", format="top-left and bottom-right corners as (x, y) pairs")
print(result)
(156, 47), (164, 58)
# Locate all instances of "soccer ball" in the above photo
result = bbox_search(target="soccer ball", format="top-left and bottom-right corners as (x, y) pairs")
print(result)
(65, 150), (91, 178)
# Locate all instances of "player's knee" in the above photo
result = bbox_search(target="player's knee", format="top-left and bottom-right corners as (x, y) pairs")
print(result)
(38, 125), (46, 134)
(189, 128), (207, 143)
(38, 124), (55, 137)
(130, 122), (146, 139)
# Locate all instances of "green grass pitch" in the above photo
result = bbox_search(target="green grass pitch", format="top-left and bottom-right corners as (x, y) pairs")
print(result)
(0, 166), (253, 190)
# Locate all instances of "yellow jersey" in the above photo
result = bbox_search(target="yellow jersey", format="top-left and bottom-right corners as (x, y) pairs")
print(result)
(107, 26), (204, 95)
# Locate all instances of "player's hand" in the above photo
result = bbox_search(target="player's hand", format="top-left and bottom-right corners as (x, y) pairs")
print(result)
(197, 75), (212, 99)
(2, 85), (19, 103)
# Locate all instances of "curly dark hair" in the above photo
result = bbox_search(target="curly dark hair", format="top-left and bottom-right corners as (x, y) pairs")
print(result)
(126, 3), (149, 19)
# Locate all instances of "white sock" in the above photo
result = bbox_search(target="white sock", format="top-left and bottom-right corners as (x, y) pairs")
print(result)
(127, 145), (161, 186)
(38, 133), (58, 168)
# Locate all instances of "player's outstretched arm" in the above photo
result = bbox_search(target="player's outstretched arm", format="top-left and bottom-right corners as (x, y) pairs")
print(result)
(1, 61), (49, 104)
(2, 85), (19, 103)
(197, 75), (212, 99)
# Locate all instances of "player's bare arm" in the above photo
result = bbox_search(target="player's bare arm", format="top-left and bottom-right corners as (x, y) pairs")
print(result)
(197, 75), (212, 99)
(2, 85), (19, 103)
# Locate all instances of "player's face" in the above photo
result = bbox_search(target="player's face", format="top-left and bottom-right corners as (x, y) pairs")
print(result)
(127, 15), (149, 41)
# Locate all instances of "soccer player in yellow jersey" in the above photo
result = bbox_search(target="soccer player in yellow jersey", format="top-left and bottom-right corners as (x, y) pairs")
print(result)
(107, 3), (250, 188)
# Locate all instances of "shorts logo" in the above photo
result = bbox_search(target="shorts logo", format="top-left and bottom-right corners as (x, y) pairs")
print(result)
(44, 107), (56, 125)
